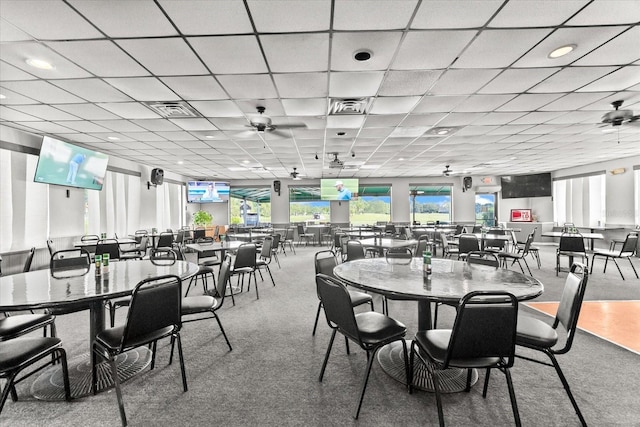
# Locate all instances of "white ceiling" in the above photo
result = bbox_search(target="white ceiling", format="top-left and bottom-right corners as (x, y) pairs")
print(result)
(1, 0), (639, 181)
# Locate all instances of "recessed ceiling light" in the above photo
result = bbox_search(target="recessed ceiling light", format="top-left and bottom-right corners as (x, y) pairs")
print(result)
(436, 129), (449, 135)
(107, 136), (120, 141)
(398, 158), (405, 161)
(548, 44), (576, 59)
(242, 160), (250, 164)
(177, 161), (184, 165)
(205, 135), (215, 139)
(354, 50), (372, 62)
(0, 94), (6, 99)
(25, 58), (54, 70)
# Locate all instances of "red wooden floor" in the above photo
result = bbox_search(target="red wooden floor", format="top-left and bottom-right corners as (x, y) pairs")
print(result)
(525, 301), (640, 354)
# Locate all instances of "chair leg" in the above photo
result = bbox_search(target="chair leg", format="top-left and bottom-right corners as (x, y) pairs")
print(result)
(108, 356), (127, 427)
(482, 368), (491, 397)
(611, 258), (625, 280)
(628, 257), (639, 279)
(312, 301), (323, 336)
(0, 371), (20, 413)
(546, 351), (587, 427)
(266, 265), (275, 286)
(522, 257), (532, 276)
(354, 347), (380, 419)
(432, 366), (445, 427)
(212, 311), (233, 352)
(504, 367), (521, 427)
(57, 348), (71, 402)
(319, 329), (337, 382)
(174, 333), (188, 392)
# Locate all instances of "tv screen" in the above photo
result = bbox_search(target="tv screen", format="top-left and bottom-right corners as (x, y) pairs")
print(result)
(187, 181), (230, 203)
(500, 173), (552, 199)
(320, 178), (359, 201)
(34, 136), (109, 190)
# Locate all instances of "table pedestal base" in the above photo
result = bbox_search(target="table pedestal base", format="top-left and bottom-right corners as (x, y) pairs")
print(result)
(377, 340), (478, 393)
(31, 347), (152, 400)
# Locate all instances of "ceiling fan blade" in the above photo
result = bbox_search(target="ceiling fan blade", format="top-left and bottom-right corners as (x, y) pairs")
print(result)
(269, 129), (292, 138)
(277, 123), (307, 129)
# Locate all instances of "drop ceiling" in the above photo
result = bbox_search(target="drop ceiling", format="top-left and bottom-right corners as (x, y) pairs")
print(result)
(1, 0), (639, 181)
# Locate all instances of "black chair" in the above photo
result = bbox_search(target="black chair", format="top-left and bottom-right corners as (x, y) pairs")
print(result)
(184, 238), (218, 296)
(440, 232), (459, 259)
(96, 239), (120, 261)
(498, 232), (534, 275)
(297, 224), (315, 246)
(119, 236), (149, 260)
(49, 248), (91, 278)
(1, 336), (71, 413)
(256, 236), (276, 287)
(409, 291), (520, 426)
(179, 254), (233, 352)
(345, 240), (365, 261)
(156, 231), (174, 249)
(556, 232), (588, 276)
(316, 273), (408, 419)
(457, 234), (480, 260)
(483, 228), (507, 253)
(270, 233), (281, 268)
(590, 232), (638, 280)
(230, 243), (259, 299)
(280, 227), (296, 255)
(312, 251), (374, 336)
(0, 313), (56, 342)
(516, 263), (589, 426)
(466, 251), (501, 268)
(193, 228), (206, 241)
(92, 274), (187, 426)
(414, 235), (432, 257)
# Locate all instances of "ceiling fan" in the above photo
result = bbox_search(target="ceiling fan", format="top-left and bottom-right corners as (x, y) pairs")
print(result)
(290, 167), (303, 180)
(442, 165), (453, 177)
(601, 100), (640, 127)
(238, 106), (307, 138)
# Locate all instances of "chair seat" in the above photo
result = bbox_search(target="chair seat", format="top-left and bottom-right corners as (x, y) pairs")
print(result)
(515, 314), (558, 348)
(592, 248), (618, 257)
(414, 330), (501, 368)
(96, 325), (175, 351)
(0, 337), (62, 372)
(354, 311), (406, 345)
(181, 295), (218, 315)
(231, 266), (254, 274)
(196, 265), (215, 275)
(0, 314), (54, 340)
(119, 253), (143, 260)
(559, 250), (587, 257)
(347, 289), (373, 306)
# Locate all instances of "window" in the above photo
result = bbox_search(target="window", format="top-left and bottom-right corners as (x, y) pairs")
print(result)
(409, 185), (452, 224)
(553, 172), (606, 227)
(289, 186), (328, 223)
(230, 187), (271, 226)
(476, 194), (496, 227)
(350, 186), (391, 225)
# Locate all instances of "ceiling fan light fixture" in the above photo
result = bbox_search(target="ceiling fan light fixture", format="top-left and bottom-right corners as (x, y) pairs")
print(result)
(548, 44), (576, 59)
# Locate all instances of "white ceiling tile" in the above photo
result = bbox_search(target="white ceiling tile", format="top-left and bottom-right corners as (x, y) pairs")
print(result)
(455, 29), (551, 68)
(68, 0), (178, 37)
(90, 120), (146, 132)
(574, 26), (640, 66)
(260, 34), (329, 73)
(370, 96), (420, 114)
(0, 106), (40, 121)
(189, 36), (268, 74)
(160, 76), (228, 101)
(1, 80), (84, 104)
(116, 38), (208, 76)
(566, 1), (640, 25)
(188, 101), (244, 118)
(540, 92), (612, 112)
(130, 119), (181, 132)
(364, 114), (405, 127)
(169, 118), (217, 131)
(452, 95), (516, 113)
(248, 0), (330, 32)
(472, 112), (528, 125)
(51, 79), (132, 103)
(331, 32), (402, 71)
(401, 113), (449, 127)
(281, 99), (327, 116)
(378, 70), (442, 96)
(329, 72), (385, 97)
(0, 18), (31, 42)
(509, 112), (567, 125)
(327, 114), (365, 129)
(496, 93), (564, 112)
(393, 30), (477, 70)
(530, 66), (618, 93)
(334, 0), (417, 30)
(272, 73), (328, 98)
(0, 88), (39, 105)
(479, 68), (560, 94)
(236, 100), (285, 116)
(54, 104), (121, 120)
(430, 69), (502, 95)
(121, 132), (166, 142)
(0, 62), (38, 81)
(103, 77), (180, 102)
(159, 0), (254, 35)
(58, 121), (111, 133)
(10, 105), (80, 121)
(437, 113), (486, 127)
(1, 1), (102, 39)
(217, 74), (278, 99)
(513, 26), (626, 68)
(578, 66), (640, 92)
(490, 1), (586, 27)
(14, 121), (75, 133)
(411, 0), (503, 29)
(1, 41), (92, 79)
(97, 102), (160, 119)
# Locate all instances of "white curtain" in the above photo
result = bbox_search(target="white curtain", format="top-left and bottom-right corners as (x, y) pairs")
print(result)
(553, 173), (605, 227)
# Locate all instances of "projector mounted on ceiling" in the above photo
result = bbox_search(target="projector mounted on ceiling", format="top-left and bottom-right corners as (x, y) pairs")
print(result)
(328, 152), (344, 169)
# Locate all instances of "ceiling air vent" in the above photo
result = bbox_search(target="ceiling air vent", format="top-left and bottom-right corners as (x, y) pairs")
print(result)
(329, 98), (370, 115)
(143, 101), (202, 118)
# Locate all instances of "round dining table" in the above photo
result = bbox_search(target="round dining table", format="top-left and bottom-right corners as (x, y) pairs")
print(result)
(0, 259), (199, 399)
(333, 257), (543, 392)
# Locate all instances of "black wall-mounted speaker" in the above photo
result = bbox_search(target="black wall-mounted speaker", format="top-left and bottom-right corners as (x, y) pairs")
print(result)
(150, 168), (164, 185)
(274, 180), (281, 194)
(463, 176), (472, 190)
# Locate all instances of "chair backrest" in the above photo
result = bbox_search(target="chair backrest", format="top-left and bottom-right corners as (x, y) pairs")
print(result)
(386, 247), (413, 259)
(50, 249), (91, 274)
(472, 225), (482, 234)
(333, 232), (344, 249)
(96, 239), (120, 261)
(458, 234), (480, 254)
(314, 250), (338, 277)
(138, 236), (149, 253)
(559, 233), (585, 253)
(346, 240), (365, 261)
(193, 228), (206, 240)
(316, 273), (361, 342)
(285, 228), (294, 241)
(175, 230), (184, 245)
(234, 243), (257, 269)
(385, 224), (396, 235)
(214, 254), (232, 305)
(297, 224), (306, 235)
(520, 233), (534, 255)
(157, 232), (174, 248)
(46, 239), (55, 256)
(619, 232), (638, 256)
(150, 248), (177, 265)
(22, 247), (36, 273)
(466, 251), (500, 268)
(553, 263), (589, 354)
(484, 229), (506, 249)
(81, 234), (99, 242)
(444, 291), (518, 369)
(415, 235), (430, 256)
(270, 233), (281, 253)
(260, 236), (273, 260)
(120, 274), (182, 351)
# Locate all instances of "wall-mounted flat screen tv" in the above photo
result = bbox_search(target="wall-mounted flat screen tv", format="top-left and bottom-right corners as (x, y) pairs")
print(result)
(187, 181), (230, 203)
(34, 136), (109, 191)
(320, 178), (359, 201)
(500, 173), (552, 199)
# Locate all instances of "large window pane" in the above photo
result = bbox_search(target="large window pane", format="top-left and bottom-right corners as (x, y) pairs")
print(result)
(289, 186), (328, 223)
(230, 187), (271, 226)
(350, 186), (391, 225)
(553, 173), (606, 227)
(409, 185), (452, 224)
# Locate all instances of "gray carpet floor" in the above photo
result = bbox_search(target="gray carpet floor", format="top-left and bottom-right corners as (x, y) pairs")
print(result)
(2, 243), (640, 426)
